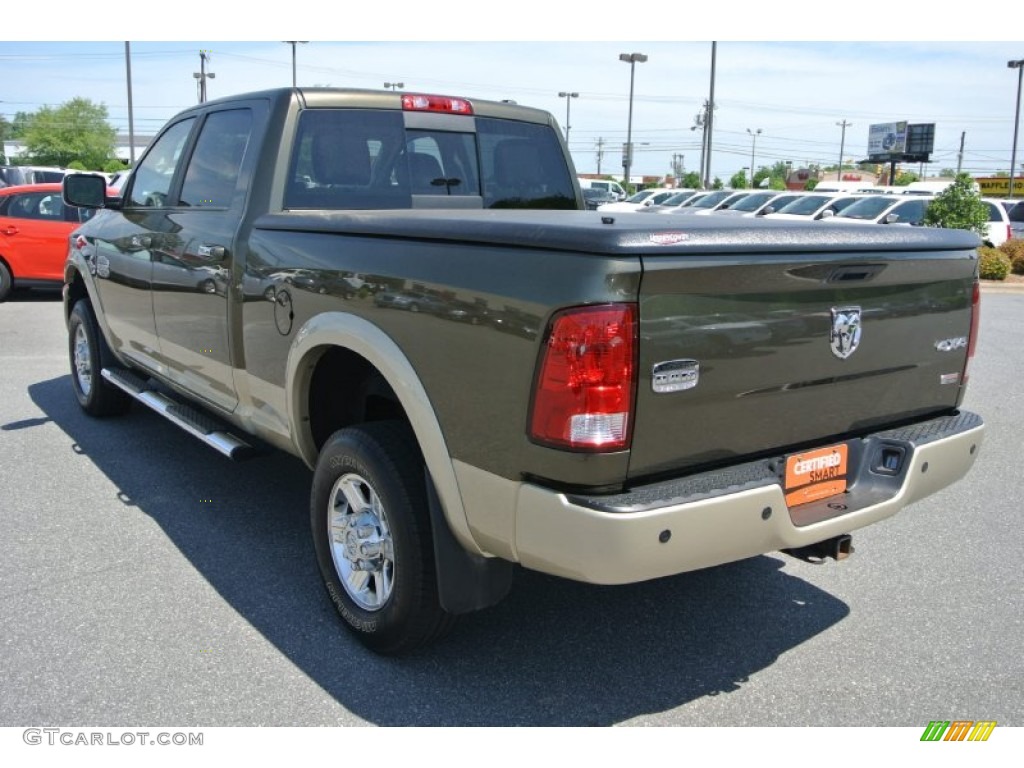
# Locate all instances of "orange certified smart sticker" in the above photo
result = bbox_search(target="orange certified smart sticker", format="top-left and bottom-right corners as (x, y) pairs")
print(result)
(784, 443), (849, 507)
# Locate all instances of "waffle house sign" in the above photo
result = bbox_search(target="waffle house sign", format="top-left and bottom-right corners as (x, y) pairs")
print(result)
(977, 177), (1023, 198)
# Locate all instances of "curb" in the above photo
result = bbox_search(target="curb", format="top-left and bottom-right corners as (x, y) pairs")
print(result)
(980, 280), (1024, 294)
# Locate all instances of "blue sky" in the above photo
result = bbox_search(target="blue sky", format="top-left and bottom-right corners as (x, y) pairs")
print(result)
(2, 8), (1020, 182)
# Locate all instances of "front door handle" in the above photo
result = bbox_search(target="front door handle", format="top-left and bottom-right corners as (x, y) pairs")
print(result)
(2, 226), (18, 236)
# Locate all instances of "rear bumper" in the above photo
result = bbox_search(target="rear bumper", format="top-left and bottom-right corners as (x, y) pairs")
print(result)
(509, 411), (983, 584)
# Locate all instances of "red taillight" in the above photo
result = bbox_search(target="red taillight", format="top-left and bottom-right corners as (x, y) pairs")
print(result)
(964, 278), (980, 384)
(529, 304), (637, 451)
(401, 94), (473, 115)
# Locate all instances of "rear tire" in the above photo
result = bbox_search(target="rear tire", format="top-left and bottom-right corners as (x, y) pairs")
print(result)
(68, 299), (132, 417)
(310, 421), (454, 654)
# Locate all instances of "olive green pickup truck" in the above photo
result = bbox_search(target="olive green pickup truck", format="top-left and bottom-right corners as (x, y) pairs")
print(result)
(62, 87), (984, 653)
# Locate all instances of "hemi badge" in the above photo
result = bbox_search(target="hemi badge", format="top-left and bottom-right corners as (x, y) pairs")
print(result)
(652, 360), (699, 393)
(940, 373), (961, 385)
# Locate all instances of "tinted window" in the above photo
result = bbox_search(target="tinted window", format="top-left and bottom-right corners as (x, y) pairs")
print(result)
(1007, 202), (1024, 222)
(285, 110), (576, 210)
(889, 199), (929, 224)
(476, 118), (575, 209)
(128, 118), (196, 208)
(5, 191), (64, 221)
(180, 109), (253, 208)
(287, 109), (411, 209)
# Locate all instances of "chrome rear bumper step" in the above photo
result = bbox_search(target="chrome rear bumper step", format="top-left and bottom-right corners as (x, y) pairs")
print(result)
(102, 368), (258, 460)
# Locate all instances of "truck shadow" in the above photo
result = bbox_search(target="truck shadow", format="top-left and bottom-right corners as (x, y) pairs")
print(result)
(29, 374), (849, 726)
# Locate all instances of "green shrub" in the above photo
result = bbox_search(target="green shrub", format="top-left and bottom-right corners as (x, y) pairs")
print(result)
(998, 239), (1024, 275)
(978, 247), (1011, 280)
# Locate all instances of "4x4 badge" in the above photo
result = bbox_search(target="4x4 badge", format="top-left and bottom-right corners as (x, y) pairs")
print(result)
(831, 306), (862, 359)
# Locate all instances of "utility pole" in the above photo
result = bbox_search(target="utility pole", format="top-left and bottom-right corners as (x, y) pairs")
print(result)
(124, 42), (136, 166)
(705, 42), (717, 189)
(691, 102), (709, 188)
(956, 131), (966, 174)
(836, 119), (852, 182)
(193, 50), (215, 104)
(595, 137), (605, 175)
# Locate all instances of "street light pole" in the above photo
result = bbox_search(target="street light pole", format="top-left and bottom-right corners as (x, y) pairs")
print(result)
(558, 91), (578, 145)
(284, 41), (308, 88)
(837, 119), (852, 184)
(619, 52), (647, 189)
(747, 128), (761, 187)
(384, 82), (404, 91)
(1008, 59), (1024, 198)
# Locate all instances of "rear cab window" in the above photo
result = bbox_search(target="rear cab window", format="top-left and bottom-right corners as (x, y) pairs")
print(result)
(284, 108), (576, 210)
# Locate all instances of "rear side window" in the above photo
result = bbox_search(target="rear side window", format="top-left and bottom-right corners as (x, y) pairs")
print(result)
(180, 109), (253, 208)
(285, 109), (576, 210)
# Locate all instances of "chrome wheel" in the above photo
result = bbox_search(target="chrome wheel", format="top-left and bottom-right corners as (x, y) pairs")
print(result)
(73, 323), (93, 397)
(328, 472), (395, 611)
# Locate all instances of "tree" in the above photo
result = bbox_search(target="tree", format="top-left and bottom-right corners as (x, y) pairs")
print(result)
(681, 171), (702, 189)
(729, 171), (749, 189)
(922, 173), (990, 241)
(22, 98), (116, 169)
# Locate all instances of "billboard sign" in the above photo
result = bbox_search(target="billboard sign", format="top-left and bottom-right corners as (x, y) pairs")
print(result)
(868, 122), (908, 157)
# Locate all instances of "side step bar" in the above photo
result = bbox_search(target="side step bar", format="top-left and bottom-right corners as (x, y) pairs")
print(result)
(102, 368), (259, 460)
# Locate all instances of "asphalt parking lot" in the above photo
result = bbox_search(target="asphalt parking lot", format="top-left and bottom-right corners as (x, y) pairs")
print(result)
(0, 287), (1021, 728)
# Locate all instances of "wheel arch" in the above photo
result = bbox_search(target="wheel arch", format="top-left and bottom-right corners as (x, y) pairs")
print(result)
(286, 311), (482, 557)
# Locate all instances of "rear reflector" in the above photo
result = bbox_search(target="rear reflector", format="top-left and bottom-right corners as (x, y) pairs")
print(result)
(529, 304), (637, 451)
(964, 278), (980, 385)
(401, 94), (473, 115)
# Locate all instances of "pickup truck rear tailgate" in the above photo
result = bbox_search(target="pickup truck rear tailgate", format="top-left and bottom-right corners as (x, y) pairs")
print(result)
(628, 221), (979, 480)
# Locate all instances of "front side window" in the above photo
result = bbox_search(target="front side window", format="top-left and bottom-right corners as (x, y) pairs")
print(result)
(128, 118), (195, 208)
(7, 192), (64, 221)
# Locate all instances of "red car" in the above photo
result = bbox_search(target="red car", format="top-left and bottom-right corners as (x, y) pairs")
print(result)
(0, 182), (102, 301)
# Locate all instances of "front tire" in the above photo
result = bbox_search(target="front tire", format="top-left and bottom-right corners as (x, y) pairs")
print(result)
(68, 299), (132, 417)
(0, 261), (12, 302)
(311, 421), (454, 654)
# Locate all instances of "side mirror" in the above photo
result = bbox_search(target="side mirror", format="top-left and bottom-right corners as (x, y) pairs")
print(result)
(883, 213), (899, 224)
(819, 209), (835, 219)
(759, 206), (775, 216)
(63, 174), (109, 209)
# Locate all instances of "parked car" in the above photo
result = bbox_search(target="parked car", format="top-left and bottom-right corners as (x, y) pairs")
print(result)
(717, 191), (802, 217)
(578, 177), (627, 201)
(596, 187), (676, 212)
(980, 198), (1012, 247)
(822, 195), (933, 227)
(999, 199), (1024, 239)
(0, 182), (105, 301)
(764, 193), (866, 221)
(0, 165), (71, 187)
(639, 189), (701, 213)
(582, 187), (619, 210)
(647, 189), (737, 215)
